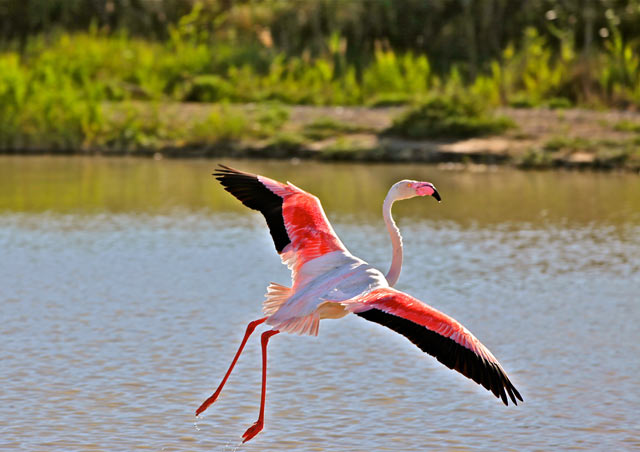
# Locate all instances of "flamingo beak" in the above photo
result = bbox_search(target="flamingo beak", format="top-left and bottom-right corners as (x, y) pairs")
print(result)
(416, 183), (442, 202)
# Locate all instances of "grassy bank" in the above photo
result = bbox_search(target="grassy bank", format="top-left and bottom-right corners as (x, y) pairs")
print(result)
(1, 11), (640, 170)
(5, 100), (639, 171)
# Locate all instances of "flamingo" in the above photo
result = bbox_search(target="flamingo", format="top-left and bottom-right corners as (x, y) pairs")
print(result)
(196, 165), (522, 442)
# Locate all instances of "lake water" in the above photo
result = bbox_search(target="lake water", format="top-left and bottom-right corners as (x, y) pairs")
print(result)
(1, 156), (639, 451)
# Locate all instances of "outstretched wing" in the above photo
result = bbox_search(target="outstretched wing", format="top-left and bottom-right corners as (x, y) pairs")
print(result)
(213, 165), (348, 277)
(347, 287), (523, 406)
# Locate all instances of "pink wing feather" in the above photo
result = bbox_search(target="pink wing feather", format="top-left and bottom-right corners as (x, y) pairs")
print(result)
(258, 175), (347, 272)
(214, 165), (347, 278)
(349, 287), (523, 406)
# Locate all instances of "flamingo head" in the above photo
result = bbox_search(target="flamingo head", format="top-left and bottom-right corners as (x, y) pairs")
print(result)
(391, 180), (442, 202)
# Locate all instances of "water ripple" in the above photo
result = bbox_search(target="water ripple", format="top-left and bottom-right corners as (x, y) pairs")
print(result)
(1, 164), (639, 450)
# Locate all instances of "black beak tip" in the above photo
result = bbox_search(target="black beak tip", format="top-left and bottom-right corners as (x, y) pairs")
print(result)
(432, 190), (442, 202)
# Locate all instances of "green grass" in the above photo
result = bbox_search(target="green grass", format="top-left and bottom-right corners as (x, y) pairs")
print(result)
(264, 131), (306, 154)
(254, 104), (290, 137)
(386, 96), (515, 140)
(3, 20), (640, 111)
(546, 97), (574, 109)
(543, 136), (636, 154)
(518, 148), (554, 169)
(190, 106), (250, 143)
(613, 119), (640, 133)
(302, 117), (374, 140)
(1, 4), (640, 159)
(544, 136), (596, 152)
(592, 142), (640, 170)
(528, 135), (640, 170)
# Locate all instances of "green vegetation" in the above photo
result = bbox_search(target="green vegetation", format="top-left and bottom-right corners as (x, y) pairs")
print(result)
(544, 136), (596, 152)
(4, 1), (640, 77)
(302, 117), (373, 140)
(613, 120), (640, 133)
(265, 131), (306, 153)
(386, 97), (515, 139)
(518, 148), (555, 169)
(517, 134), (640, 170)
(543, 136), (635, 154)
(1, 1), (640, 170)
(0, 50), (105, 151)
(254, 104), (290, 137)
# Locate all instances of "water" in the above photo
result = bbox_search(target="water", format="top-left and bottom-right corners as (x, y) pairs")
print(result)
(1, 156), (639, 451)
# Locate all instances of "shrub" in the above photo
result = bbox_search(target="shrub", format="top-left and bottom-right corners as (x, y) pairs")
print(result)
(518, 148), (554, 168)
(190, 105), (249, 142)
(386, 96), (515, 139)
(183, 75), (235, 102)
(302, 117), (372, 140)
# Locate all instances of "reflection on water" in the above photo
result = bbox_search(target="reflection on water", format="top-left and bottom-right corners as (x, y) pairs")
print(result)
(1, 155), (640, 226)
(1, 156), (639, 450)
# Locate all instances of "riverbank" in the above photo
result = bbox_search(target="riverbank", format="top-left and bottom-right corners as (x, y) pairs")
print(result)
(4, 103), (640, 171)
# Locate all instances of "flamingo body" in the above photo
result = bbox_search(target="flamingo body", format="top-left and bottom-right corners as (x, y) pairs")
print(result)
(217, 166), (388, 336)
(198, 165), (522, 442)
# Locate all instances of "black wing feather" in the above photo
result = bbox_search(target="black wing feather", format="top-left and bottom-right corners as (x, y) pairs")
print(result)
(213, 165), (291, 253)
(356, 308), (523, 406)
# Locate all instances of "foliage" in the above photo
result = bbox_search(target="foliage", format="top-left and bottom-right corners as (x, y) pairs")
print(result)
(302, 117), (372, 140)
(544, 136), (595, 152)
(361, 50), (431, 102)
(181, 75), (235, 102)
(4, 0), (640, 79)
(1, 2), (640, 156)
(3, 6), (640, 110)
(190, 105), (250, 142)
(386, 96), (515, 139)
(0, 50), (105, 150)
(265, 131), (306, 153)
(100, 103), (167, 150)
(599, 25), (640, 107)
(518, 148), (554, 169)
(254, 103), (290, 137)
(613, 120), (640, 133)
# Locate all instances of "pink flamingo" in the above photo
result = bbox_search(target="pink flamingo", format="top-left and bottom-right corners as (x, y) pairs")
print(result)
(196, 165), (522, 442)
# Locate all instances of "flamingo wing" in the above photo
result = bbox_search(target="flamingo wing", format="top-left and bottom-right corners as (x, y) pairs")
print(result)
(214, 165), (347, 276)
(347, 287), (523, 406)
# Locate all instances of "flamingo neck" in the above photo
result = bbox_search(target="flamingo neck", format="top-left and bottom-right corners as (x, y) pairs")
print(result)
(383, 192), (403, 286)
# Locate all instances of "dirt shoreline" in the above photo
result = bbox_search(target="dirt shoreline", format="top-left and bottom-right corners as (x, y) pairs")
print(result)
(4, 105), (640, 171)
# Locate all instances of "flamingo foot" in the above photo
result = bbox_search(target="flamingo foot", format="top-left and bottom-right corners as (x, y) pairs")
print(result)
(241, 419), (264, 443)
(195, 389), (221, 416)
(195, 317), (268, 416)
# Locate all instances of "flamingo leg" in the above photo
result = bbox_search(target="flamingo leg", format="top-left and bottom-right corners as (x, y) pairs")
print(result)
(195, 316), (268, 416)
(242, 329), (280, 443)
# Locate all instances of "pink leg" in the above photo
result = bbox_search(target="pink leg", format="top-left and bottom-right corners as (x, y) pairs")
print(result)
(242, 329), (280, 443)
(195, 317), (268, 416)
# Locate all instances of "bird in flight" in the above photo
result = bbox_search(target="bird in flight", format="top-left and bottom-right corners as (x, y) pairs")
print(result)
(196, 164), (522, 442)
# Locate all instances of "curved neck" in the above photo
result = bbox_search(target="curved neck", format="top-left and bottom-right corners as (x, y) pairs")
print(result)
(383, 192), (403, 286)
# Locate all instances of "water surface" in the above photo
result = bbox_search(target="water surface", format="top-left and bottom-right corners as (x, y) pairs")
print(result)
(1, 156), (639, 451)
